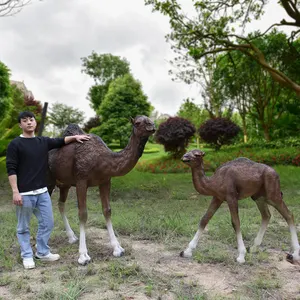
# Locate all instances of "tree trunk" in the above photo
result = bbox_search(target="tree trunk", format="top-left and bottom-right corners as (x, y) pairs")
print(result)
(262, 125), (270, 142)
(242, 117), (248, 143)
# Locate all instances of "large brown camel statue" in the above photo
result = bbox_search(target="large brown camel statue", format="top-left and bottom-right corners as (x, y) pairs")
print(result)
(48, 116), (155, 265)
(180, 149), (300, 264)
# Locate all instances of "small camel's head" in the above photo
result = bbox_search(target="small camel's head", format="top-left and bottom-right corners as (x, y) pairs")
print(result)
(181, 149), (205, 167)
(131, 116), (155, 137)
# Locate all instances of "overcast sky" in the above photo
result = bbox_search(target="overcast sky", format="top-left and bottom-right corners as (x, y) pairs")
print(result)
(0, 0), (291, 121)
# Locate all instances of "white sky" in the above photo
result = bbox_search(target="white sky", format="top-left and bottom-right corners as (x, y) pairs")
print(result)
(0, 0), (292, 121)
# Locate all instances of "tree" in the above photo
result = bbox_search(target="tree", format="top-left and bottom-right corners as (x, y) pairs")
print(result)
(213, 30), (300, 141)
(145, 0), (300, 98)
(0, 0), (31, 17)
(199, 118), (240, 150)
(95, 74), (151, 147)
(82, 116), (100, 133)
(177, 98), (209, 147)
(171, 54), (232, 118)
(155, 116), (195, 158)
(81, 52), (131, 111)
(48, 102), (85, 135)
(0, 61), (12, 120)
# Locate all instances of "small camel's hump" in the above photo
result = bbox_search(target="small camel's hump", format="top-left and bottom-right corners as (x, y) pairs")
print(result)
(62, 124), (85, 137)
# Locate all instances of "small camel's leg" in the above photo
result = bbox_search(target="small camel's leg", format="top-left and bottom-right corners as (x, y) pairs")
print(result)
(181, 197), (222, 258)
(269, 200), (300, 261)
(227, 198), (246, 263)
(58, 186), (78, 244)
(99, 180), (124, 257)
(76, 180), (91, 265)
(250, 199), (271, 253)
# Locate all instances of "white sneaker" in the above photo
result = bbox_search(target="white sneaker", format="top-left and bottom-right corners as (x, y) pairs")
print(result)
(23, 258), (35, 269)
(35, 252), (60, 262)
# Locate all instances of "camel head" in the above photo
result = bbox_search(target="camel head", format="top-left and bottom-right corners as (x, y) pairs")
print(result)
(181, 149), (205, 168)
(131, 115), (155, 137)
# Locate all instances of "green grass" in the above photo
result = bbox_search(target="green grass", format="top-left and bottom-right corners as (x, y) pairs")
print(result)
(1, 146), (300, 299)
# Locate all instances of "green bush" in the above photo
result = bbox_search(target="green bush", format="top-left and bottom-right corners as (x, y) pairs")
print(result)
(0, 139), (10, 156)
(136, 147), (300, 173)
(223, 137), (300, 150)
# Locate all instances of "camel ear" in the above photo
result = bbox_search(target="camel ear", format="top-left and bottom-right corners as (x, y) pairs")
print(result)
(130, 117), (135, 124)
(194, 150), (205, 157)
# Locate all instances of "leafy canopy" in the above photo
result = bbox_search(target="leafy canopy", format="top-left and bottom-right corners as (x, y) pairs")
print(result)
(0, 61), (12, 120)
(94, 74), (151, 147)
(48, 102), (85, 135)
(145, 0), (300, 97)
(81, 52), (131, 111)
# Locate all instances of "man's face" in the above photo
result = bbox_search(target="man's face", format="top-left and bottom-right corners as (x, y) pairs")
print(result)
(19, 117), (37, 134)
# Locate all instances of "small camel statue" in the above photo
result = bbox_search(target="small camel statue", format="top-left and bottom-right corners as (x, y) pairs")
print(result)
(48, 116), (155, 265)
(180, 149), (300, 264)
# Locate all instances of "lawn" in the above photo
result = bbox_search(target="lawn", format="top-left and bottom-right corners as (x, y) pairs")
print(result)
(1, 147), (300, 299)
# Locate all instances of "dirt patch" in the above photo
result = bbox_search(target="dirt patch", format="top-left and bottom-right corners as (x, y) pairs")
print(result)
(2, 227), (300, 299)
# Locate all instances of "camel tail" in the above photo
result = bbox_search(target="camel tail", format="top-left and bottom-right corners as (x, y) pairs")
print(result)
(62, 123), (85, 137)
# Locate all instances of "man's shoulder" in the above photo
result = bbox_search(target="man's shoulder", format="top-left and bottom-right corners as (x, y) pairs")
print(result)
(8, 137), (21, 146)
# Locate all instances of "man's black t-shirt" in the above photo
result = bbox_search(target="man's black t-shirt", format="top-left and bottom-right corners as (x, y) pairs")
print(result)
(6, 136), (65, 193)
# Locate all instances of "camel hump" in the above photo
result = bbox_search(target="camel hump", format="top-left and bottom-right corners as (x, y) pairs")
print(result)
(62, 123), (85, 137)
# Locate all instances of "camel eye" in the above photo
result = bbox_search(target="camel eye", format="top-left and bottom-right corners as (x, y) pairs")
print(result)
(135, 121), (141, 126)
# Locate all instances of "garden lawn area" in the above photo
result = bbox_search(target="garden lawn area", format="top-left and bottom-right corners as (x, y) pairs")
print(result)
(1, 148), (300, 299)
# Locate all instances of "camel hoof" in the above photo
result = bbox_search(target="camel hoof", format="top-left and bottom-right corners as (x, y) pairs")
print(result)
(286, 253), (300, 265)
(113, 246), (125, 257)
(68, 235), (78, 244)
(236, 257), (245, 264)
(286, 253), (293, 263)
(78, 253), (91, 265)
(180, 249), (192, 258)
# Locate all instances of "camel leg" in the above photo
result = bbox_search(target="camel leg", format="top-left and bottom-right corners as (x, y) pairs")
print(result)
(99, 180), (124, 257)
(58, 186), (78, 244)
(250, 199), (271, 253)
(227, 198), (246, 263)
(76, 180), (91, 265)
(180, 197), (222, 258)
(268, 200), (300, 261)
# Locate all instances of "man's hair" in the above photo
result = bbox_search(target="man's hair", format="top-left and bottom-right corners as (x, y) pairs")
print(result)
(18, 111), (36, 123)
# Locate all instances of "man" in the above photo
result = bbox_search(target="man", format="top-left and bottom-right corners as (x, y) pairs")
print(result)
(6, 111), (90, 269)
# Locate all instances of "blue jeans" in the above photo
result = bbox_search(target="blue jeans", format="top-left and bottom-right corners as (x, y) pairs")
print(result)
(16, 192), (54, 258)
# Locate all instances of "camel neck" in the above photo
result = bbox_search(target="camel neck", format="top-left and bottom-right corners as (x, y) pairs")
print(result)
(110, 133), (148, 176)
(191, 167), (212, 196)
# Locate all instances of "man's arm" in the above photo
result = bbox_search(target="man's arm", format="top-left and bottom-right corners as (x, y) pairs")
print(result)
(6, 142), (22, 205)
(8, 175), (22, 206)
(64, 135), (90, 144)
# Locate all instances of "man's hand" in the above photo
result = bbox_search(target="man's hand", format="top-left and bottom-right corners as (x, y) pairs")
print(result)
(13, 191), (22, 206)
(75, 135), (90, 143)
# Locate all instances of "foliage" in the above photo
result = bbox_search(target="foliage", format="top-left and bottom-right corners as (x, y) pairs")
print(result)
(199, 118), (240, 150)
(81, 52), (131, 111)
(155, 117), (195, 158)
(177, 98), (209, 128)
(97, 74), (151, 147)
(48, 102), (85, 135)
(24, 95), (43, 116)
(145, 0), (300, 97)
(223, 137), (300, 150)
(0, 0), (32, 17)
(82, 116), (100, 133)
(213, 30), (300, 142)
(0, 61), (12, 121)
